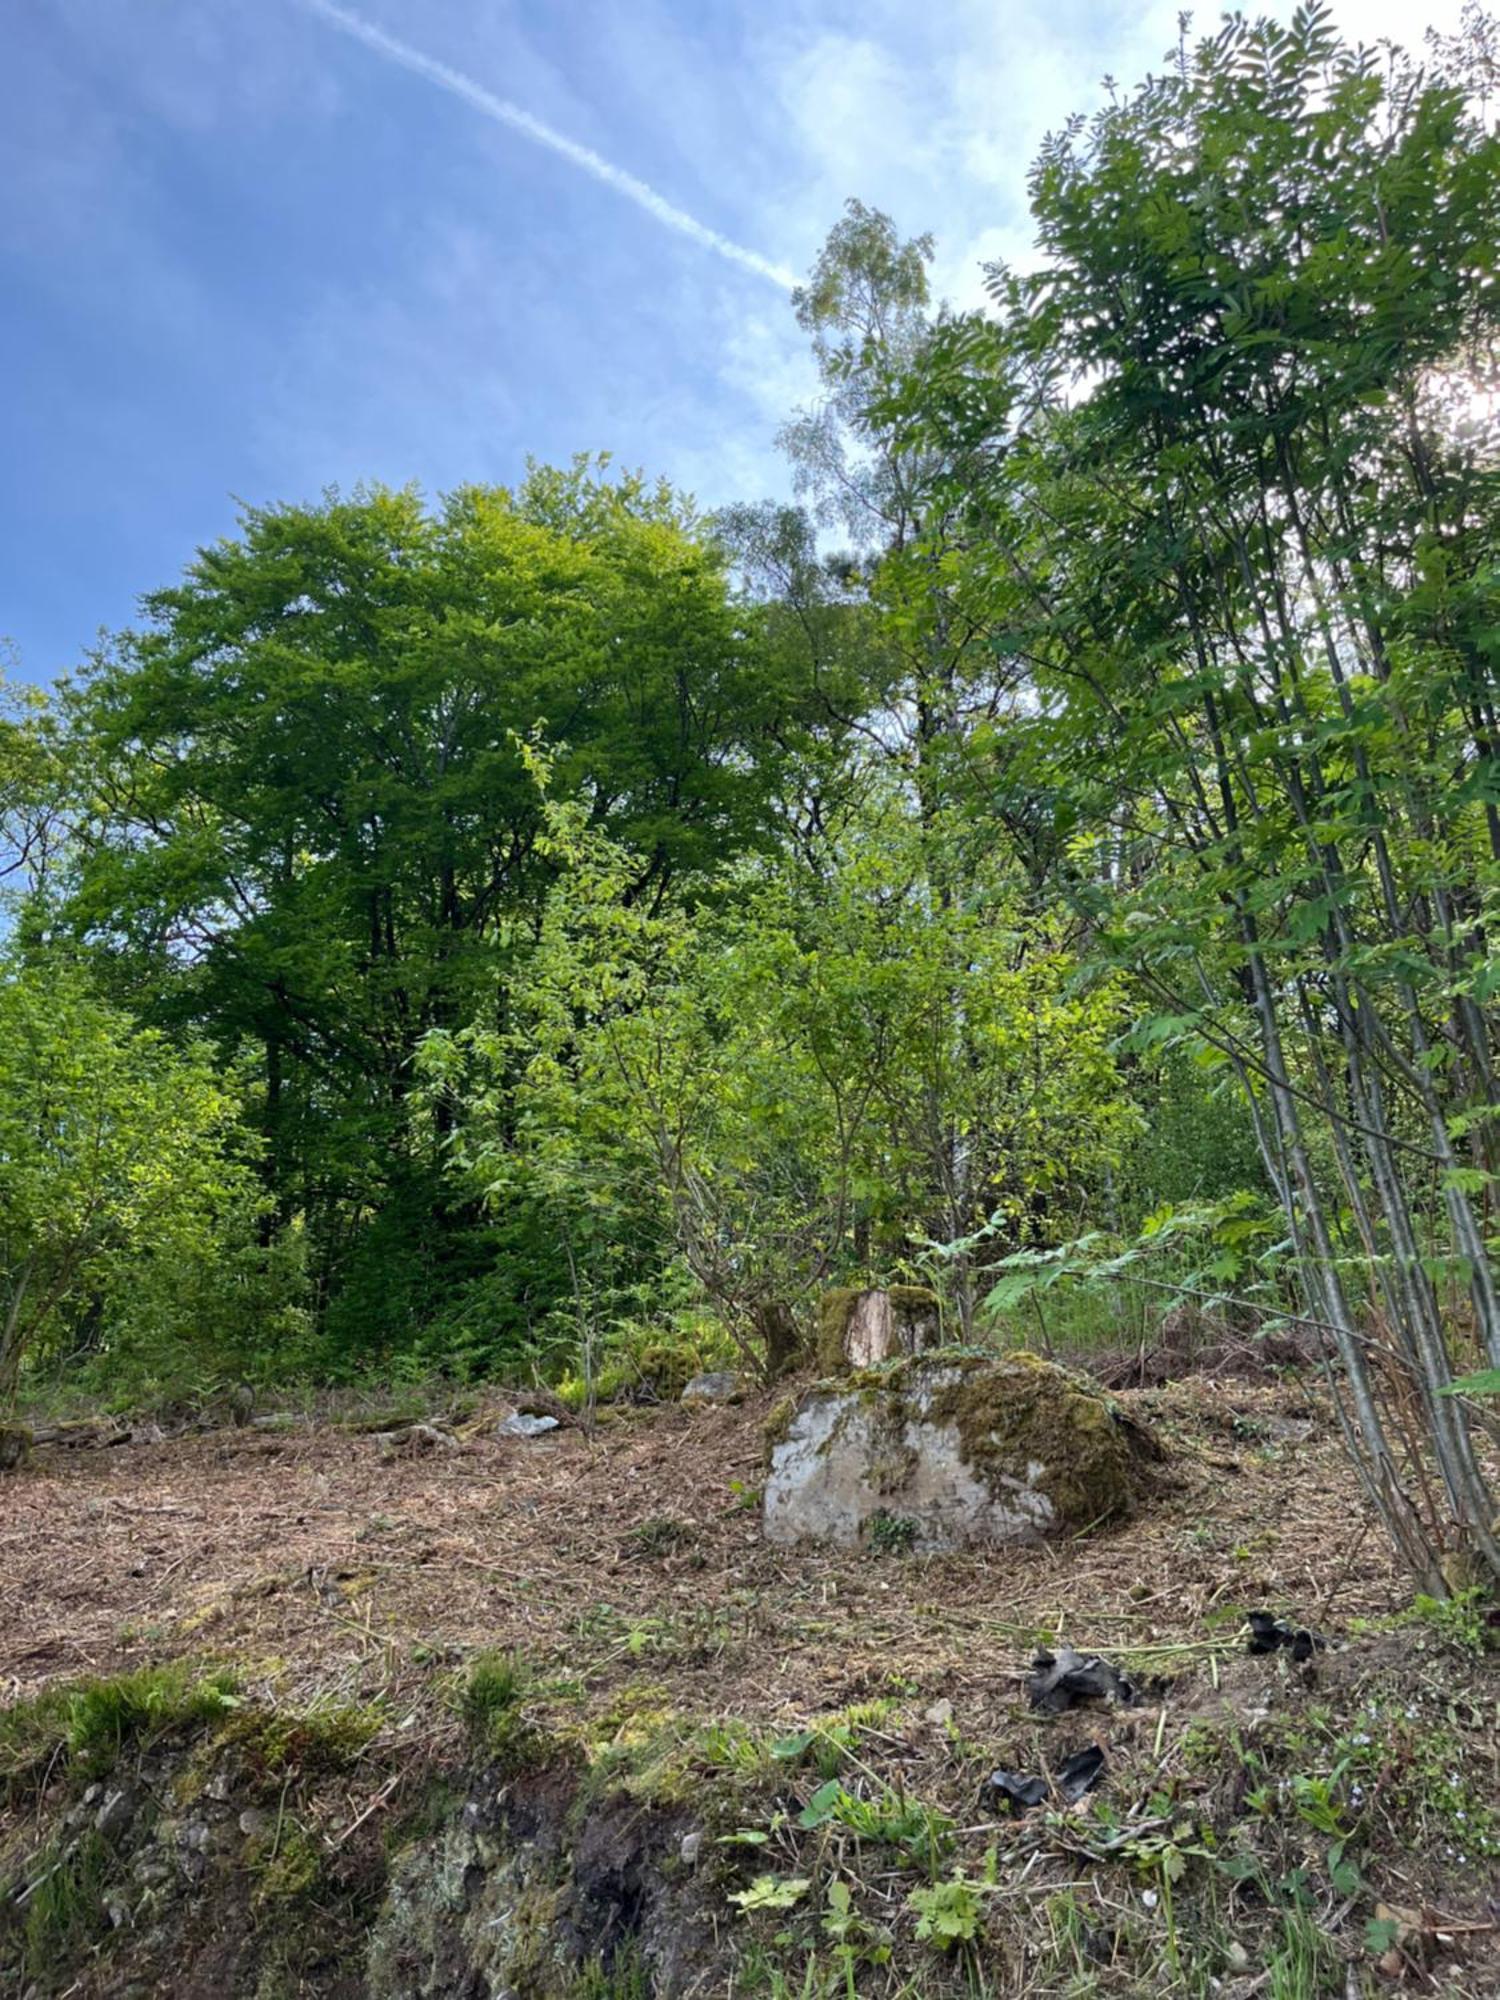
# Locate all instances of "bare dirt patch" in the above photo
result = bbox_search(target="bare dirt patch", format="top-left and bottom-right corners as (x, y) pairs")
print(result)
(5, 1377), (1395, 1730)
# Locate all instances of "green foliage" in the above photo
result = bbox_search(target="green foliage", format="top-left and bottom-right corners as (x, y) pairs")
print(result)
(53, 466), (810, 1367)
(0, 1663), (240, 1799)
(15, 0), (1500, 1622)
(888, 2), (1500, 1581)
(459, 1650), (549, 1773)
(794, 1778), (953, 1872)
(210, 1695), (382, 1792)
(1410, 1586), (1496, 1659)
(1441, 1367), (1500, 1398)
(424, 771), (1136, 1374)
(906, 1874), (985, 1951)
(250, 1824), (324, 1907)
(0, 960), (286, 1404)
(867, 1509), (919, 1556)
(461, 1650), (527, 1734)
(20, 1828), (114, 1974)
(1267, 1906), (1343, 1999)
(731, 1874), (812, 1912)
(821, 1877), (892, 1985)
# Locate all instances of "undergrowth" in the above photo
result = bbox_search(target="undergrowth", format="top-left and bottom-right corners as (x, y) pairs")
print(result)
(0, 1660), (240, 1800)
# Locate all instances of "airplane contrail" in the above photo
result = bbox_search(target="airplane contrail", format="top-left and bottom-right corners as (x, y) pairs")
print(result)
(297, 0), (798, 291)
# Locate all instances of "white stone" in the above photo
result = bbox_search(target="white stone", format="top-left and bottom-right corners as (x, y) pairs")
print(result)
(764, 1365), (1057, 1551)
(679, 1371), (742, 1408)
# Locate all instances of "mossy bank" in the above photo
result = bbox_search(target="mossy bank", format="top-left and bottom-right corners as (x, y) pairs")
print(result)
(5, 1612), (1498, 1998)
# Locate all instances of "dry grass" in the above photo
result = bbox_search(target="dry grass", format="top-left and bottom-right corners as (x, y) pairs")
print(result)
(4, 1374), (1498, 1996)
(4, 1376), (1393, 1731)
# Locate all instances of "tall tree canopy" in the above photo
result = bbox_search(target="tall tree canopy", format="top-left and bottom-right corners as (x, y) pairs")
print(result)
(55, 466), (821, 1354)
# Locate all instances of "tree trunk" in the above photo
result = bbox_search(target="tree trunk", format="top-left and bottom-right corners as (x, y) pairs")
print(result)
(751, 1301), (803, 1383)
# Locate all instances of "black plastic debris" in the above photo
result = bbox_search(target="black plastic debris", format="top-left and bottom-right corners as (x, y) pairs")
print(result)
(983, 1748), (1107, 1815)
(1027, 1646), (1141, 1712)
(1246, 1611), (1326, 1662)
(985, 1768), (1050, 1814)
(1056, 1745), (1107, 1804)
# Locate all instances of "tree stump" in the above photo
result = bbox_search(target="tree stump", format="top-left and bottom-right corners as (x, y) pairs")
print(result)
(817, 1286), (941, 1374)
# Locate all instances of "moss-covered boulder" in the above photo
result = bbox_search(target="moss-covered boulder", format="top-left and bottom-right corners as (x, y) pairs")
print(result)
(763, 1351), (1158, 1551)
(817, 1286), (941, 1374)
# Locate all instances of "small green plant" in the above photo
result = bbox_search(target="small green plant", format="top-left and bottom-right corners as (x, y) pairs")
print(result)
(867, 1510), (919, 1556)
(1267, 1904), (1341, 1998)
(795, 1779), (953, 1873)
(250, 1823), (323, 1906)
(217, 1695), (382, 1792)
(461, 1650), (526, 1730)
(459, 1650), (546, 1772)
(1038, 1888), (1091, 1986)
(571, 1939), (650, 1998)
(622, 1515), (694, 1558)
(907, 1873), (985, 1951)
(770, 1702), (896, 1781)
(0, 1662), (240, 1799)
(821, 1879), (892, 1996)
(1411, 1586), (1495, 1660)
(21, 1829), (114, 1972)
(731, 1873), (812, 1912)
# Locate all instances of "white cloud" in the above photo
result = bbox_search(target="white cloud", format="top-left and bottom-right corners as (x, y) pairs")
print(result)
(295, 0), (798, 289)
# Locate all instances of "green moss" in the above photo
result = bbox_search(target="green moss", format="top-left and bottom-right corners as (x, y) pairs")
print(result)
(492, 1877), (574, 1989)
(457, 1650), (561, 1777)
(817, 1288), (866, 1375)
(816, 1286), (941, 1375)
(925, 1351), (1147, 1532)
(763, 1395), (798, 1464)
(583, 1713), (703, 1808)
(888, 1285), (941, 1318)
(249, 1824), (323, 1906)
(212, 1697), (382, 1794)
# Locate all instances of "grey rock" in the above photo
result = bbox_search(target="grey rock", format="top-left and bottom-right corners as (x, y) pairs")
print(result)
(764, 1353), (1151, 1552)
(495, 1412), (559, 1439)
(96, 1788), (136, 1839)
(238, 1807), (272, 1838)
(377, 1422), (459, 1460)
(181, 1820), (211, 1853)
(132, 1858), (173, 1888)
(678, 1830), (703, 1865)
(1260, 1414), (1314, 1445)
(679, 1372), (742, 1408)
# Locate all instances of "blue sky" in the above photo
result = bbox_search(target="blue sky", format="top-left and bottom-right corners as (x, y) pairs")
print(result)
(2, 0), (1461, 688)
